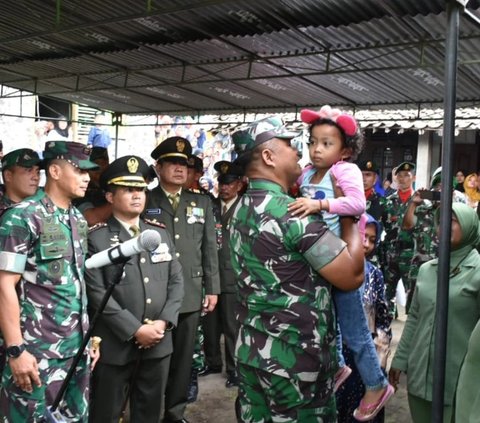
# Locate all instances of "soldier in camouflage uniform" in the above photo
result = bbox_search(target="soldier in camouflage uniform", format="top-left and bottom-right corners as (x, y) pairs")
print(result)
(229, 117), (364, 422)
(380, 162), (416, 317)
(402, 167), (466, 311)
(0, 141), (99, 422)
(0, 148), (41, 216)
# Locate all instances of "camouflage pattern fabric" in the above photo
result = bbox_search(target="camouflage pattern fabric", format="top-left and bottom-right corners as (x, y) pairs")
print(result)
(380, 192), (414, 316)
(406, 202), (439, 311)
(237, 363), (336, 423)
(230, 179), (347, 418)
(0, 355), (90, 422)
(0, 185), (14, 217)
(0, 189), (89, 421)
(191, 321), (205, 372)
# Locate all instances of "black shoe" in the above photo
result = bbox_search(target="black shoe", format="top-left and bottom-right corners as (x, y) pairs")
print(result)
(197, 365), (222, 377)
(187, 371), (198, 403)
(163, 419), (189, 423)
(226, 372), (239, 388)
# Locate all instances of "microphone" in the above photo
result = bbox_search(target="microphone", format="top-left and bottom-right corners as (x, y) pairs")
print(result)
(85, 229), (161, 269)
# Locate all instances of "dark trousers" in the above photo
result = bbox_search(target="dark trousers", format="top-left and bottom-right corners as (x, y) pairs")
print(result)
(164, 310), (201, 421)
(90, 356), (170, 423)
(202, 292), (237, 373)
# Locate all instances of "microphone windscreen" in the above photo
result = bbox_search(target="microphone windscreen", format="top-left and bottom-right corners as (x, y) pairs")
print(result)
(139, 229), (161, 251)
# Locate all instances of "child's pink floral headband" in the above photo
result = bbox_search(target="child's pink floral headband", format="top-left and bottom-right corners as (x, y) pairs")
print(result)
(300, 105), (358, 137)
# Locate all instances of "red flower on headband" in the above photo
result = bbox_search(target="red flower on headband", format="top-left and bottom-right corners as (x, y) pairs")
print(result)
(300, 105), (358, 137)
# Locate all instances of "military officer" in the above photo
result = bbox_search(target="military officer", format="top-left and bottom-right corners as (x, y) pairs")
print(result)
(380, 161), (416, 316)
(145, 137), (220, 423)
(0, 141), (99, 422)
(200, 160), (243, 388)
(358, 159), (384, 221)
(86, 155), (184, 423)
(73, 146), (112, 226)
(229, 117), (364, 422)
(0, 148), (42, 216)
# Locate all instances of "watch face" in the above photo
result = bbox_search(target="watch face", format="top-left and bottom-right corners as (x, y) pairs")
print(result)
(7, 345), (24, 358)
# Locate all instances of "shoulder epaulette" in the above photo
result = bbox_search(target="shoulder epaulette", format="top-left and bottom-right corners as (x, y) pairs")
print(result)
(144, 218), (166, 228)
(88, 222), (108, 232)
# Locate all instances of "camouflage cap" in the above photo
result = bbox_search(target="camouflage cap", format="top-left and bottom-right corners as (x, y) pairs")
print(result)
(100, 155), (149, 190)
(1, 148), (41, 171)
(214, 160), (243, 184)
(394, 161), (416, 175)
(150, 136), (192, 164)
(357, 160), (379, 173)
(231, 116), (298, 156)
(187, 155), (204, 172)
(43, 141), (99, 170)
(430, 166), (442, 189)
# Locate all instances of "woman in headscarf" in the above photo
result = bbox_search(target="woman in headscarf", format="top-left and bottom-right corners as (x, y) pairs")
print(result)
(463, 172), (480, 209)
(389, 202), (480, 422)
(336, 214), (392, 422)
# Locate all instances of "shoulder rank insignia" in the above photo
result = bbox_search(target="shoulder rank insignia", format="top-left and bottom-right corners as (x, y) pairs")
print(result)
(144, 218), (166, 229)
(88, 222), (108, 232)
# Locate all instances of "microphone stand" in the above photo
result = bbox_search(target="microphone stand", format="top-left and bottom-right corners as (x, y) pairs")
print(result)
(44, 260), (128, 423)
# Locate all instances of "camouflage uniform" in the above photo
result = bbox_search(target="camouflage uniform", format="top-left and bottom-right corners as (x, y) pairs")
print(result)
(230, 179), (346, 422)
(0, 185), (14, 216)
(380, 192), (414, 316)
(0, 189), (90, 422)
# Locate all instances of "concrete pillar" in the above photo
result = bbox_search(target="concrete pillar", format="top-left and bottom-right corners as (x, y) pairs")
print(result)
(415, 131), (432, 188)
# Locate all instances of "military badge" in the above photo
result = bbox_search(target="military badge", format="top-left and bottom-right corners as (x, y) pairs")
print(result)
(176, 139), (186, 152)
(127, 157), (139, 173)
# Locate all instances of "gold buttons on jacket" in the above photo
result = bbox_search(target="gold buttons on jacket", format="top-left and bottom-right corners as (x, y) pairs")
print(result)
(140, 257), (146, 264)
(175, 234), (180, 240)
(144, 277), (149, 283)
(146, 298), (152, 304)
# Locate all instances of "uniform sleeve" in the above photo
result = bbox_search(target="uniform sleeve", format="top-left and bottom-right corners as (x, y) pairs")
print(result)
(328, 162), (366, 216)
(291, 216), (347, 271)
(85, 233), (142, 342)
(157, 230), (184, 326)
(0, 208), (32, 274)
(201, 196), (221, 295)
(391, 272), (421, 372)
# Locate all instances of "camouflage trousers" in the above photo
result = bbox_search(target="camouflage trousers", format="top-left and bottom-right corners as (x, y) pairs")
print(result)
(384, 249), (414, 316)
(191, 321), (205, 373)
(0, 355), (89, 423)
(237, 362), (337, 422)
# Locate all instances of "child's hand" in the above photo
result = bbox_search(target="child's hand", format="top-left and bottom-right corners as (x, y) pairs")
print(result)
(288, 197), (321, 218)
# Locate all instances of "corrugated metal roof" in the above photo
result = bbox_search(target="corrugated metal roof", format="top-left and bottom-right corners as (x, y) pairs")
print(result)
(0, 0), (479, 116)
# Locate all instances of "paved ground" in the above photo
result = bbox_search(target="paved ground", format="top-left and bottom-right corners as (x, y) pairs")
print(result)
(186, 307), (412, 422)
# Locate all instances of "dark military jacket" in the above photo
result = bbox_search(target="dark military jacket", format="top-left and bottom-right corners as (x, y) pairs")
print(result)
(213, 196), (241, 294)
(85, 217), (184, 365)
(145, 187), (220, 313)
(366, 190), (385, 222)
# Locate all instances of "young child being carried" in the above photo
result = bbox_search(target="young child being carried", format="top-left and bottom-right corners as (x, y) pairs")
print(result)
(288, 106), (394, 421)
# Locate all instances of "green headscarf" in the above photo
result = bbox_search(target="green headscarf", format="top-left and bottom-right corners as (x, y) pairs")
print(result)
(435, 203), (480, 270)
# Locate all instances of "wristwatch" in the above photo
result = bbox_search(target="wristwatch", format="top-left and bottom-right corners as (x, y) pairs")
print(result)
(6, 344), (26, 359)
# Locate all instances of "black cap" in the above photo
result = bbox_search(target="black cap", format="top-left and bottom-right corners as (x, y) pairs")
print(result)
(395, 161), (416, 175)
(358, 160), (379, 173)
(100, 155), (149, 190)
(150, 137), (192, 164)
(214, 160), (243, 184)
(90, 147), (109, 162)
(187, 155), (203, 173)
